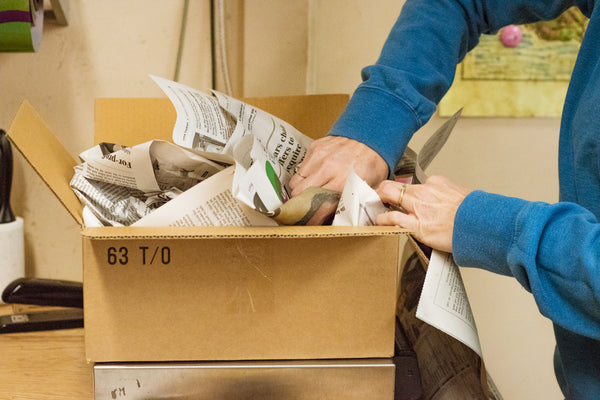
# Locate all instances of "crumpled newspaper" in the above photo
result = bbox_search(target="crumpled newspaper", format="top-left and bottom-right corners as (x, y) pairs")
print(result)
(271, 108), (463, 226)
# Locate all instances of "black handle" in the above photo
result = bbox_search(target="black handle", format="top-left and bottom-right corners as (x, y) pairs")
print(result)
(0, 308), (83, 333)
(0, 129), (15, 224)
(2, 278), (83, 308)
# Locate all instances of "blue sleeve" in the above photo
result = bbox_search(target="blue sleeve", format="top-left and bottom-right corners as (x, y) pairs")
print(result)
(328, 0), (578, 173)
(453, 191), (600, 340)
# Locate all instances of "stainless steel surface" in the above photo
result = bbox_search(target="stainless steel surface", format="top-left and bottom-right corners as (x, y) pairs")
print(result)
(94, 358), (396, 399)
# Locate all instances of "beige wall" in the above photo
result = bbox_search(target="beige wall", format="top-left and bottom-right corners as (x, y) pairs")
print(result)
(242, 0), (308, 96)
(0, 0), (212, 280)
(242, 0), (562, 399)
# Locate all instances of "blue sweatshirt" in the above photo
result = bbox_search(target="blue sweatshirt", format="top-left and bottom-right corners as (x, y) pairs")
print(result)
(329, 1), (600, 398)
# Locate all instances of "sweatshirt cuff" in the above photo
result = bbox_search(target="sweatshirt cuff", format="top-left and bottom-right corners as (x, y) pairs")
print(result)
(328, 85), (421, 175)
(452, 190), (527, 275)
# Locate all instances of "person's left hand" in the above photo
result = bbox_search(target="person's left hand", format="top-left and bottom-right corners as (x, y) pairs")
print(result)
(375, 175), (471, 253)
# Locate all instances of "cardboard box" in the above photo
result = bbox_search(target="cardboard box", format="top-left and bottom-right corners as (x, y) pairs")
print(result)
(9, 94), (410, 363)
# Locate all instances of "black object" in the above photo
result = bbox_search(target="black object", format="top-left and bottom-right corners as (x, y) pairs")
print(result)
(1, 278), (83, 333)
(0, 308), (83, 333)
(2, 277), (83, 308)
(394, 317), (423, 400)
(0, 129), (15, 224)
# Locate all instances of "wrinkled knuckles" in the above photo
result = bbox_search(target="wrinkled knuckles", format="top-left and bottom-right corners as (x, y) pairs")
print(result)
(378, 180), (397, 194)
(425, 175), (447, 185)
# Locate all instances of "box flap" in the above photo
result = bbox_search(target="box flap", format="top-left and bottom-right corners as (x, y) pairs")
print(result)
(94, 94), (349, 144)
(94, 98), (177, 145)
(81, 225), (409, 240)
(243, 94), (349, 140)
(8, 101), (83, 227)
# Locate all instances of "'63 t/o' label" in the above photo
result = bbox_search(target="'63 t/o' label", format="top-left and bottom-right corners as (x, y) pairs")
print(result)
(106, 246), (171, 266)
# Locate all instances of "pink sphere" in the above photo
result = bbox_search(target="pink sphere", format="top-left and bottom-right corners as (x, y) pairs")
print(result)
(500, 25), (522, 48)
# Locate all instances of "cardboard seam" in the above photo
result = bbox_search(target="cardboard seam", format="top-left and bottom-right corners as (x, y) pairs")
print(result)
(81, 231), (412, 240)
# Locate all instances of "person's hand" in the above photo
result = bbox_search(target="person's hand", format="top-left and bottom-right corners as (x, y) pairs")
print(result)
(289, 136), (388, 197)
(375, 175), (471, 253)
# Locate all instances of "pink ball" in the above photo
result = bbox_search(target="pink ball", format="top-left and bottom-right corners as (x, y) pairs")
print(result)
(500, 25), (522, 48)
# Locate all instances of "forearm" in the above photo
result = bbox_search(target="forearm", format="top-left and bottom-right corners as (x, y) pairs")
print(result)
(330, 0), (578, 172)
(454, 191), (600, 339)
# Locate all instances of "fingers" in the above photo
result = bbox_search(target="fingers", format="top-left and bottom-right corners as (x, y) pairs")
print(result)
(290, 169), (346, 198)
(289, 136), (388, 197)
(290, 137), (346, 196)
(374, 175), (471, 253)
(376, 180), (414, 212)
(376, 209), (418, 231)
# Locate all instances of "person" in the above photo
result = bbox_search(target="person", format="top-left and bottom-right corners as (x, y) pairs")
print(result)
(288, 1), (600, 399)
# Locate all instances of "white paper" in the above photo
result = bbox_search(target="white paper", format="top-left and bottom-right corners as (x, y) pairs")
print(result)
(0, 218), (24, 301)
(332, 169), (388, 226)
(232, 135), (286, 214)
(416, 249), (482, 357)
(132, 167), (278, 227)
(150, 75), (236, 154)
(212, 90), (313, 183)
(151, 76), (313, 201)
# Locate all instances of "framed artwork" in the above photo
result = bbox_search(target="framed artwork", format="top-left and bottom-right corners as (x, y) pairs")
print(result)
(439, 8), (588, 117)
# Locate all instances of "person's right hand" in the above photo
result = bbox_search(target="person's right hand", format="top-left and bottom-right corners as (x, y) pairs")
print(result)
(289, 136), (388, 197)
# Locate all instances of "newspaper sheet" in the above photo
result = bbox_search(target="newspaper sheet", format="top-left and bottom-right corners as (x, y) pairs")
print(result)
(151, 75), (313, 204)
(71, 140), (225, 226)
(398, 241), (502, 400)
(132, 167), (277, 227)
(149, 76), (236, 156)
(332, 168), (388, 226)
(72, 76), (319, 226)
(416, 250), (482, 357)
(231, 134), (287, 214)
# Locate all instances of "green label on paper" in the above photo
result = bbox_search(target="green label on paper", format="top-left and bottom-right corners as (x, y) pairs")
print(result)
(265, 161), (283, 202)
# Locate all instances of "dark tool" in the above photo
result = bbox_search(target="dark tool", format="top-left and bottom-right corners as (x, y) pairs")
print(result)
(394, 317), (424, 400)
(1, 278), (83, 333)
(0, 129), (15, 224)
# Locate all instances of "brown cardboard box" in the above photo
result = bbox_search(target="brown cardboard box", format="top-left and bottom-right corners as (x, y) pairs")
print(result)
(8, 95), (410, 363)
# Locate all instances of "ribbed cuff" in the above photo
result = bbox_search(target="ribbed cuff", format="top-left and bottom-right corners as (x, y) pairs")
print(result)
(452, 190), (527, 275)
(328, 85), (421, 175)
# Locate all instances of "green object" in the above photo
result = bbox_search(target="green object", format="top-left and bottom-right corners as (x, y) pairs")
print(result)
(0, 0), (42, 52)
(0, 22), (34, 52)
(0, 0), (30, 12)
(265, 161), (283, 201)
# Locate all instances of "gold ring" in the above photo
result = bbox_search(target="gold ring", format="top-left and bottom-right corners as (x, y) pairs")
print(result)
(398, 183), (406, 207)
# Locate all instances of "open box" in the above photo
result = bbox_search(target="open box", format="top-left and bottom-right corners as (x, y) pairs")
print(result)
(8, 94), (413, 363)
